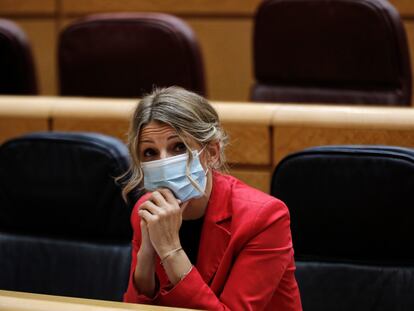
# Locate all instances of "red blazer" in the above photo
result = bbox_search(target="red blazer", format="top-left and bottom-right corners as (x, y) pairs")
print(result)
(124, 172), (302, 310)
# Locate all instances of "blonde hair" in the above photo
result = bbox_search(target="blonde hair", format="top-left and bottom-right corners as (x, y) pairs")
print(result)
(120, 86), (228, 202)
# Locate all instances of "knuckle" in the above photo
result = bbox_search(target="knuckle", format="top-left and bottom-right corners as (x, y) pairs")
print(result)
(139, 201), (148, 209)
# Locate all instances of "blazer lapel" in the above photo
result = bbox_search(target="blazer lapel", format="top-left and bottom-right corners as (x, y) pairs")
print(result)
(196, 172), (232, 285)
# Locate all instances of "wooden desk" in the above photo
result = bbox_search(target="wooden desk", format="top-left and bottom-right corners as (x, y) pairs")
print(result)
(0, 290), (193, 311)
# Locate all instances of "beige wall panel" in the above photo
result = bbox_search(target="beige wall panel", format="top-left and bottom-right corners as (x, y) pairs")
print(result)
(228, 167), (271, 194)
(0, 0), (55, 15)
(403, 21), (414, 106)
(61, 0), (260, 16)
(185, 18), (253, 101)
(12, 19), (57, 95)
(223, 124), (270, 165)
(0, 118), (48, 144)
(273, 126), (414, 166)
(53, 118), (129, 142)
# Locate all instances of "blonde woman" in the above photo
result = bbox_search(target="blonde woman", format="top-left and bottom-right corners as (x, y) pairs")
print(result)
(122, 87), (302, 310)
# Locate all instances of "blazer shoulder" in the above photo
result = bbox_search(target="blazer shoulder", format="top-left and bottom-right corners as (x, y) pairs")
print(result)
(227, 175), (290, 224)
(225, 176), (292, 248)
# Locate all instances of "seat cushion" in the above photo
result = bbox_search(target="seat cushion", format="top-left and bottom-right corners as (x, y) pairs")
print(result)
(296, 261), (414, 311)
(0, 232), (131, 301)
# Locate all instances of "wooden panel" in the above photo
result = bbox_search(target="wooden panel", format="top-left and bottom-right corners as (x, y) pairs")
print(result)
(49, 97), (136, 118)
(229, 167), (271, 193)
(273, 126), (414, 167)
(214, 102), (275, 124)
(223, 124), (270, 165)
(61, 0), (261, 17)
(0, 118), (48, 144)
(271, 104), (414, 129)
(403, 21), (414, 106)
(0, 0), (55, 15)
(389, 0), (414, 18)
(49, 99), (272, 162)
(53, 118), (129, 142)
(185, 18), (253, 101)
(0, 97), (51, 143)
(12, 19), (57, 95)
(50, 97), (135, 141)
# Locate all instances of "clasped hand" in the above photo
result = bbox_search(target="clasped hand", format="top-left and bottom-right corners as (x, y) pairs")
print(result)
(138, 188), (187, 259)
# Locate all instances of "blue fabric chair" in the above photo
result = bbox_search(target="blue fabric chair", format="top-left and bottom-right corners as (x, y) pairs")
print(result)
(0, 132), (135, 301)
(272, 145), (414, 311)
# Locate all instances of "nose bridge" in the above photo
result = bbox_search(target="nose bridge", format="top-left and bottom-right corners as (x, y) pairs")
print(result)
(159, 148), (172, 159)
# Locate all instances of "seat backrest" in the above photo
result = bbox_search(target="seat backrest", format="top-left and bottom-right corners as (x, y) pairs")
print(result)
(0, 132), (134, 301)
(252, 0), (411, 106)
(271, 145), (414, 311)
(0, 19), (37, 95)
(59, 13), (206, 98)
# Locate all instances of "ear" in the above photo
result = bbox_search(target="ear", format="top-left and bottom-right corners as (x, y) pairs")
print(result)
(206, 140), (221, 169)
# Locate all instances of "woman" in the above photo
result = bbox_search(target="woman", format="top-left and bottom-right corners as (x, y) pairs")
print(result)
(122, 87), (302, 310)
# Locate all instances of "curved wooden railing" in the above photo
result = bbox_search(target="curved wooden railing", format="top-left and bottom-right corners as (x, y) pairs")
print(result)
(2, 96), (414, 193)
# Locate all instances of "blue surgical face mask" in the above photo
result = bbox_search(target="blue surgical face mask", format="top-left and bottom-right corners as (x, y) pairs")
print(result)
(141, 148), (207, 202)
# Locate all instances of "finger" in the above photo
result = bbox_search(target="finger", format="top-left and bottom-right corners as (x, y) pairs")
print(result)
(138, 209), (158, 223)
(149, 190), (168, 207)
(139, 200), (163, 215)
(158, 188), (179, 205)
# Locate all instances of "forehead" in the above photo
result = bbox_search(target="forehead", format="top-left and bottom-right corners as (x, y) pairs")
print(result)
(139, 121), (177, 140)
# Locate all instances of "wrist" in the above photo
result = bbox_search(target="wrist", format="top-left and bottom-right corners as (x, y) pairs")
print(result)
(160, 246), (183, 265)
(138, 245), (156, 258)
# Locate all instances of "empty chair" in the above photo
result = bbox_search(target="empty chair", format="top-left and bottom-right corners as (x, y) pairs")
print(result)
(252, 0), (411, 106)
(0, 132), (135, 301)
(59, 13), (206, 98)
(0, 19), (37, 95)
(271, 145), (414, 311)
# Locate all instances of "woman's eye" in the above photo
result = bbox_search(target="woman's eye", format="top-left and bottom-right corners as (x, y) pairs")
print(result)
(143, 148), (156, 158)
(173, 142), (186, 153)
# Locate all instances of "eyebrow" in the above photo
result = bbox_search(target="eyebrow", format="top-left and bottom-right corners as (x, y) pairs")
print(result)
(167, 134), (179, 141)
(140, 134), (179, 144)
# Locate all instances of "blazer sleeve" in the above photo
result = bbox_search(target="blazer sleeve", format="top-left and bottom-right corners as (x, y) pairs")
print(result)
(155, 199), (295, 310)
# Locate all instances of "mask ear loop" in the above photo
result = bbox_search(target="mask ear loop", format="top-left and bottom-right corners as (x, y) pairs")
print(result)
(197, 145), (207, 156)
(197, 145), (210, 176)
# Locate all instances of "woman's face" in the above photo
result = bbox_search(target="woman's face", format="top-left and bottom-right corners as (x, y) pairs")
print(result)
(139, 120), (219, 218)
(138, 121), (201, 163)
